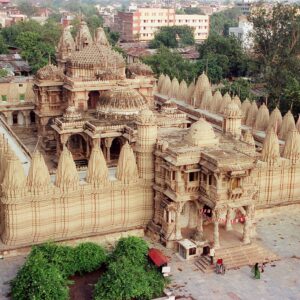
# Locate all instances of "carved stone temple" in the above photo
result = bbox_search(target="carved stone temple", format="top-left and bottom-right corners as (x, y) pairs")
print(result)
(0, 24), (300, 251)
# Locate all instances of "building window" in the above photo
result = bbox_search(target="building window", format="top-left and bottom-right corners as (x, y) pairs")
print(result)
(189, 247), (196, 255)
(189, 172), (199, 182)
(19, 84), (23, 87)
(1, 95), (7, 101)
(19, 94), (25, 101)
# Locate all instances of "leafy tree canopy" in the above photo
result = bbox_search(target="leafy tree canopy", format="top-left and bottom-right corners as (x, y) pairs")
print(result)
(249, 3), (300, 114)
(17, 0), (37, 17)
(143, 46), (197, 83)
(198, 34), (249, 78)
(209, 8), (240, 36)
(221, 78), (251, 101)
(149, 25), (195, 48)
(176, 7), (204, 15)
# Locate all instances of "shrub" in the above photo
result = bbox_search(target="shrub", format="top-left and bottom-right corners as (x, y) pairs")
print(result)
(94, 237), (166, 300)
(11, 251), (69, 300)
(31, 242), (77, 278)
(74, 242), (107, 274)
(110, 236), (148, 265)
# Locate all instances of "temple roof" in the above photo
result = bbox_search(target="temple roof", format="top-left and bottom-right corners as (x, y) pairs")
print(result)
(97, 87), (148, 115)
(67, 43), (125, 69)
(35, 64), (64, 81)
(185, 118), (218, 147)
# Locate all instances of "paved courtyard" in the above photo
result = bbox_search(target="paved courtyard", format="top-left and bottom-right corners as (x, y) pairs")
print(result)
(1, 208), (300, 300)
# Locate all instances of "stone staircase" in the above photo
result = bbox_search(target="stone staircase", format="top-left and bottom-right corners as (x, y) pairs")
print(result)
(194, 243), (280, 273)
(194, 255), (215, 273)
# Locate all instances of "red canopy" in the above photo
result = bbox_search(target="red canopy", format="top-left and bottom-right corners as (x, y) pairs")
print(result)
(148, 248), (168, 267)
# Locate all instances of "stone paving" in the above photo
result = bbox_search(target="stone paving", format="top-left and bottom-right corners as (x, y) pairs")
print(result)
(1, 209), (300, 300)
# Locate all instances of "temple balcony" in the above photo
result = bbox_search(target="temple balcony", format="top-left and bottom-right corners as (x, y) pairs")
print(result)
(185, 181), (199, 193)
(228, 187), (244, 200)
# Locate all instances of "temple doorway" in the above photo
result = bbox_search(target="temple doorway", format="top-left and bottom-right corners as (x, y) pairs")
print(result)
(30, 111), (36, 124)
(180, 201), (198, 238)
(88, 91), (100, 109)
(110, 137), (123, 162)
(67, 134), (88, 162)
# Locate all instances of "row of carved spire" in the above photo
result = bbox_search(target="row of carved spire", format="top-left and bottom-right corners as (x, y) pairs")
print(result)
(0, 136), (139, 199)
(157, 73), (300, 142)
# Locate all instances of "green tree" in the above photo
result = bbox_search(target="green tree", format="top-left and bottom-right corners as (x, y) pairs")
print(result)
(198, 34), (249, 78)
(221, 78), (251, 101)
(86, 15), (104, 36)
(210, 8), (240, 36)
(0, 35), (8, 54)
(74, 242), (107, 274)
(149, 26), (195, 48)
(16, 31), (55, 73)
(249, 3), (300, 113)
(94, 237), (166, 300)
(17, 1), (37, 17)
(143, 46), (197, 83)
(11, 251), (69, 300)
(0, 69), (9, 77)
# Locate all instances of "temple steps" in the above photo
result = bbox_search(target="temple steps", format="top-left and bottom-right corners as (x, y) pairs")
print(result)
(194, 243), (280, 273)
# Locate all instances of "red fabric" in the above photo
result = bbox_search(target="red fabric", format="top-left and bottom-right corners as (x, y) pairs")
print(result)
(217, 259), (223, 265)
(148, 248), (168, 267)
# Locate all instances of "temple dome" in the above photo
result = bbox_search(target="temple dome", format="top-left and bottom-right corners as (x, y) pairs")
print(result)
(97, 87), (148, 116)
(137, 108), (156, 124)
(35, 64), (64, 81)
(63, 106), (82, 121)
(223, 101), (242, 118)
(185, 118), (218, 147)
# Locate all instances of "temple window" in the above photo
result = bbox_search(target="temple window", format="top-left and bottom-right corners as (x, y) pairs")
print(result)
(231, 177), (241, 189)
(171, 171), (175, 181)
(165, 210), (175, 223)
(189, 172), (199, 182)
(19, 94), (25, 101)
(1, 95), (7, 102)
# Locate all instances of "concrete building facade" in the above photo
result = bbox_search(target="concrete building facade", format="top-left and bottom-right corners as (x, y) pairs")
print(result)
(114, 8), (209, 42)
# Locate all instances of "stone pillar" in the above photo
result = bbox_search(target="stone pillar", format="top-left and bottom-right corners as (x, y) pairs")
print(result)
(225, 208), (233, 231)
(194, 204), (204, 241)
(243, 206), (251, 244)
(175, 203), (183, 240)
(24, 111), (31, 126)
(213, 210), (220, 249)
(104, 138), (113, 163)
(7, 112), (13, 126)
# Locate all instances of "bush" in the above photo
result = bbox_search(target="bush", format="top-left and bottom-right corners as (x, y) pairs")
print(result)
(110, 236), (148, 265)
(11, 251), (69, 300)
(94, 237), (166, 300)
(31, 242), (77, 278)
(74, 242), (107, 274)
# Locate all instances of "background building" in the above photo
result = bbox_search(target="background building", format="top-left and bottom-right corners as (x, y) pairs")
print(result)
(114, 7), (209, 42)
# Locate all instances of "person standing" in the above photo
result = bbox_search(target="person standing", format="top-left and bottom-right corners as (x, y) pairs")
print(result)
(210, 245), (215, 265)
(252, 263), (261, 279)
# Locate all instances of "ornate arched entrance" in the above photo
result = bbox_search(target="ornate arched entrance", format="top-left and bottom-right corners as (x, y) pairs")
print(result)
(67, 134), (88, 162)
(110, 137), (123, 162)
(88, 91), (100, 109)
(180, 201), (198, 238)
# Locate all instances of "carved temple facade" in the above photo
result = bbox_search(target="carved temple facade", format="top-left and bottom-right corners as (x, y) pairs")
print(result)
(1, 26), (300, 250)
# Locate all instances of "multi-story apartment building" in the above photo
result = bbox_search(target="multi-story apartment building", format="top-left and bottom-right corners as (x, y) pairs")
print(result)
(114, 7), (209, 42)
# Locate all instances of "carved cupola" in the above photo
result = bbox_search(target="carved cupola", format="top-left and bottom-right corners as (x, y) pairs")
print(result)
(254, 103), (270, 131)
(219, 92), (231, 114)
(211, 90), (222, 113)
(194, 72), (210, 107)
(157, 74), (165, 93)
(245, 101), (258, 127)
(261, 128), (280, 164)
(241, 98), (251, 124)
(267, 107), (282, 134)
(2, 150), (27, 200)
(279, 110), (296, 141)
(27, 150), (51, 195)
(86, 146), (108, 187)
(223, 100), (243, 138)
(116, 142), (139, 184)
(57, 26), (75, 62)
(95, 27), (109, 47)
(55, 146), (79, 191)
(282, 129), (300, 163)
(75, 21), (93, 50)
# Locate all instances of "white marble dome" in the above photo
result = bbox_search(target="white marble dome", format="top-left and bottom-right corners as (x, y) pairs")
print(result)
(185, 118), (218, 147)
